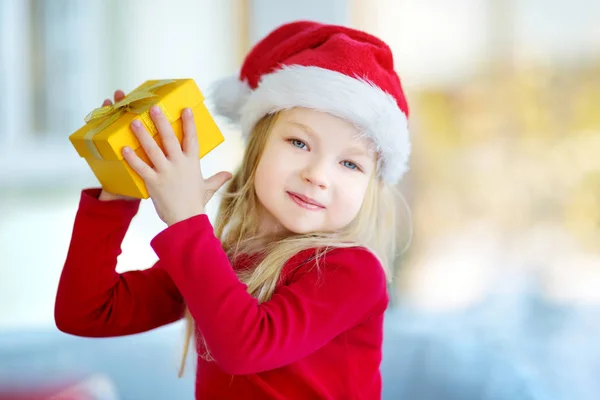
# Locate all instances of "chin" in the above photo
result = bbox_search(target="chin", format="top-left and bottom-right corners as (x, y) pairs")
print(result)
(282, 222), (318, 235)
(278, 217), (323, 235)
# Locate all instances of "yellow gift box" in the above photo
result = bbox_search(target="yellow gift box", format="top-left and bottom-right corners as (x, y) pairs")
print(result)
(69, 79), (224, 199)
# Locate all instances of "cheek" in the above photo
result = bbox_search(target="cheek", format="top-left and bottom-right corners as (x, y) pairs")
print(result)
(331, 178), (369, 222)
(254, 146), (290, 203)
(254, 157), (274, 205)
(256, 144), (297, 184)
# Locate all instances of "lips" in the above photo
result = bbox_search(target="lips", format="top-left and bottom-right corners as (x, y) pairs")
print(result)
(287, 191), (326, 210)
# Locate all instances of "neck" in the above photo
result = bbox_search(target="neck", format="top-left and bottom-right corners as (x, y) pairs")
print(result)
(256, 203), (290, 238)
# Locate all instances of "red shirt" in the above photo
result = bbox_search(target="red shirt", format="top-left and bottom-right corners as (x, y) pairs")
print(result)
(55, 189), (389, 399)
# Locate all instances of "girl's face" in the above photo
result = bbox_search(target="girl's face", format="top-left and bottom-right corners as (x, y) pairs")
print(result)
(254, 107), (377, 236)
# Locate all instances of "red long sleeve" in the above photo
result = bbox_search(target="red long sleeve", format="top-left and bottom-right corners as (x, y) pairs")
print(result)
(56, 189), (390, 398)
(54, 189), (185, 337)
(151, 214), (389, 376)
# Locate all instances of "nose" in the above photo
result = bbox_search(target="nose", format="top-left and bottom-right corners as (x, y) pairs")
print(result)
(301, 160), (330, 189)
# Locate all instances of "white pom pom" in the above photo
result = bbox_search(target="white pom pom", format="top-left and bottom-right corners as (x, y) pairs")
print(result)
(208, 75), (252, 124)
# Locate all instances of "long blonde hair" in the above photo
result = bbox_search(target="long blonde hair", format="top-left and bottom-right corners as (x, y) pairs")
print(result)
(177, 111), (408, 377)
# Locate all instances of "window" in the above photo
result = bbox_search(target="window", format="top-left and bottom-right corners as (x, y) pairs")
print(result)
(0, 1), (109, 187)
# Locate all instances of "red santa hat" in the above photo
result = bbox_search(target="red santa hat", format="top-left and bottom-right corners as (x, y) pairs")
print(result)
(209, 20), (411, 184)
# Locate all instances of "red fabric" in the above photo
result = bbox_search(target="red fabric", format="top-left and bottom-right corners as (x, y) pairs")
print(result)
(55, 189), (389, 399)
(238, 20), (409, 117)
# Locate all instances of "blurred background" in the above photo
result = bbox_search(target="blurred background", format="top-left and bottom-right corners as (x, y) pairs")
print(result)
(1, 0), (599, 399)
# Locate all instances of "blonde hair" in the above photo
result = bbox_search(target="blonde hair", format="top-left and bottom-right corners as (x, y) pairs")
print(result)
(177, 110), (409, 377)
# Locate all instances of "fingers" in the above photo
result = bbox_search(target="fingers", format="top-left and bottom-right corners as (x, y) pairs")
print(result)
(203, 171), (233, 203)
(181, 108), (199, 157)
(114, 90), (125, 103)
(122, 146), (156, 181)
(102, 89), (124, 107)
(130, 119), (169, 171)
(150, 105), (182, 159)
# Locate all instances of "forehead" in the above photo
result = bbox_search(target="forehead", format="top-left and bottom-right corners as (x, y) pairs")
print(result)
(276, 108), (375, 155)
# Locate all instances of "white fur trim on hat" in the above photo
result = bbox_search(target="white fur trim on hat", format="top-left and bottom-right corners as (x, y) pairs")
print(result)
(208, 74), (251, 122)
(210, 65), (411, 184)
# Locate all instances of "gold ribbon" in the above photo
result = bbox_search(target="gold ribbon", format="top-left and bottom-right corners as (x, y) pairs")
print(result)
(83, 79), (176, 159)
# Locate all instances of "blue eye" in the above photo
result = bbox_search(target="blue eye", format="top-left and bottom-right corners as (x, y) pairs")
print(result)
(342, 160), (359, 170)
(290, 139), (307, 149)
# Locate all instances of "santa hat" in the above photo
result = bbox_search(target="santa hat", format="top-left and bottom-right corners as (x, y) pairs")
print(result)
(209, 20), (411, 184)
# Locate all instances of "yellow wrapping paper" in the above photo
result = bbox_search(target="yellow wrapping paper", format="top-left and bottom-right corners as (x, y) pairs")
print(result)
(69, 79), (224, 199)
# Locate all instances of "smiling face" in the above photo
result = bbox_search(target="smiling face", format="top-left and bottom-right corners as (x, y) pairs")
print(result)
(253, 107), (377, 235)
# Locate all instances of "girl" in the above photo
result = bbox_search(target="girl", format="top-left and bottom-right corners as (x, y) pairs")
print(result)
(55, 20), (411, 399)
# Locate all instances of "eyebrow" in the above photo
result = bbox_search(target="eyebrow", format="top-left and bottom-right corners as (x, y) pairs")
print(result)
(288, 121), (317, 136)
(345, 146), (371, 158)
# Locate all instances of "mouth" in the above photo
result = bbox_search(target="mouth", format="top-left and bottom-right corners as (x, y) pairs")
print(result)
(286, 191), (326, 210)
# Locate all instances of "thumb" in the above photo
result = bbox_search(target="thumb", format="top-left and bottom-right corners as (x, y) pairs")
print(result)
(203, 171), (232, 202)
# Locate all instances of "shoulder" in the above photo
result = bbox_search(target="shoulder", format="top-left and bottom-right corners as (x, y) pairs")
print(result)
(287, 246), (388, 298)
(322, 246), (384, 268)
(321, 246), (388, 287)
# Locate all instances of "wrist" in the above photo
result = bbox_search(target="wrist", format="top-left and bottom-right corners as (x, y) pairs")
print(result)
(167, 209), (206, 226)
(80, 188), (141, 219)
(99, 189), (137, 202)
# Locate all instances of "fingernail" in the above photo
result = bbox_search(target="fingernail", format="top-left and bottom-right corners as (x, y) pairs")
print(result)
(131, 120), (142, 128)
(150, 105), (160, 115)
(183, 108), (192, 117)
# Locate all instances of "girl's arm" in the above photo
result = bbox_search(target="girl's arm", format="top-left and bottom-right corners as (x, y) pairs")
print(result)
(151, 214), (389, 375)
(54, 189), (185, 337)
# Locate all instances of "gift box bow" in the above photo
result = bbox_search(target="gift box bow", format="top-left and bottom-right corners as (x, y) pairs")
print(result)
(83, 79), (176, 160)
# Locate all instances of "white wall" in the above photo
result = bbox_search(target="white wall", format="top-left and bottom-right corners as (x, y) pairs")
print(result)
(249, 0), (349, 43)
(359, 0), (600, 88)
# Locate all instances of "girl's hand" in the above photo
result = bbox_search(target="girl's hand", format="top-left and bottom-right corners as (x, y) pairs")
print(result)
(98, 90), (137, 202)
(122, 105), (231, 226)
